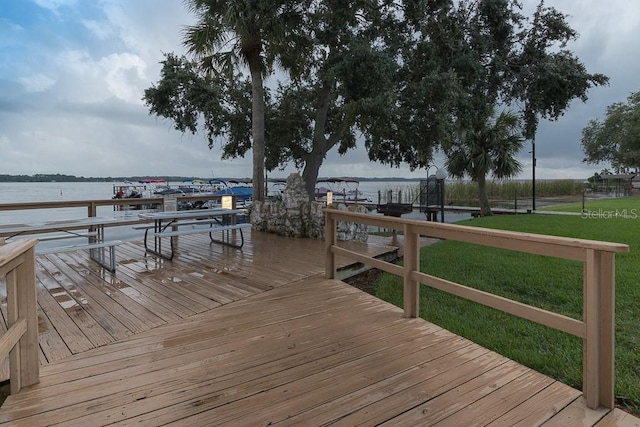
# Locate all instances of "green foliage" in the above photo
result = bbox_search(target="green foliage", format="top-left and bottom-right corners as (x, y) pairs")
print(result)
(444, 110), (525, 215)
(446, 111), (525, 179)
(517, 3), (609, 138)
(143, 53), (262, 164)
(177, 0), (313, 202)
(365, 0), (463, 169)
(147, 1), (452, 200)
(266, 3), (408, 198)
(581, 91), (640, 171)
(540, 195), (640, 214)
(374, 214), (640, 413)
(375, 0), (607, 213)
(146, 1), (606, 206)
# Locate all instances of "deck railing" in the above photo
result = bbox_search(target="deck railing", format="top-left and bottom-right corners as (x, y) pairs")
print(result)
(0, 238), (39, 394)
(0, 195), (233, 239)
(324, 208), (629, 410)
(0, 194), (224, 219)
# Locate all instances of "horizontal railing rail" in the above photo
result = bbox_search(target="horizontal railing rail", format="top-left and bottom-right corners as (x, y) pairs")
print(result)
(324, 208), (629, 410)
(0, 238), (39, 394)
(0, 194), (224, 215)
(0, 195), (236, 238)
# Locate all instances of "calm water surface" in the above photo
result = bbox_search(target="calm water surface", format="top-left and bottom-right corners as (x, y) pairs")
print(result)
(0, 180), (463, 229)
(0, 180), (469, 251)
(0, 182), (121, 224)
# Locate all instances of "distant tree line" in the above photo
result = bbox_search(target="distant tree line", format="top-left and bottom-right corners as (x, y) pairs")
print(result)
(0, 174), (108, 182)
(0, 174), (190, 183)
(0, 174), (410, 183)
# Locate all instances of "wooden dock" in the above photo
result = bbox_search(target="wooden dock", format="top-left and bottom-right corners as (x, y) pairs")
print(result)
(0, 230), (637, 425)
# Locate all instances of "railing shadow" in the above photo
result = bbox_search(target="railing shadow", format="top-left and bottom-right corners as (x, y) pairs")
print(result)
(324, 207), (629, 410)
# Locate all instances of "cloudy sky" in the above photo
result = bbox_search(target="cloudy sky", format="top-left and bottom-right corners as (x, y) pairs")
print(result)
(1, 0), (639, 180)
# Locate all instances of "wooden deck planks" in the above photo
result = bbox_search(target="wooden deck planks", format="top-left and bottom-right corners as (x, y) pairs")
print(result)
(0, 275), (625, 426)
(1, 229), (398, 370)
(1, 229), (637, 425)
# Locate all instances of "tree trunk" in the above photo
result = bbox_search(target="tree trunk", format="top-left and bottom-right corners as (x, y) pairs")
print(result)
(300, 81), (334, 201)
(302, 146), (325, 201)
(476, 171), (493, 216)
(248, 57), (265, 202)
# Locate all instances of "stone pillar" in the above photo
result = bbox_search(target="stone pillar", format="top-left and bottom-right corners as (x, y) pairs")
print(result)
(250, 172), (367, 241)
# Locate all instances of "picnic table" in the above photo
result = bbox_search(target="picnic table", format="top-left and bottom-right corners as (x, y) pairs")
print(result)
(0, 217), (121, 272)
(137, 208), (250, 260)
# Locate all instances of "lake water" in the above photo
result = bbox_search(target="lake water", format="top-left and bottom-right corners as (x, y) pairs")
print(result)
(0, 180), (425, 211)
(0, 180), (468, 247)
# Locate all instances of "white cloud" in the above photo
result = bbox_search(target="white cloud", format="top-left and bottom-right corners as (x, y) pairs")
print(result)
(32, 0), (78, 12)
(18, 74), (56, 93)
(52, 49), (147, 103)
(0, 0), (638, 180)
(101, 53), (147, 103)
(82, 19), (114, 40)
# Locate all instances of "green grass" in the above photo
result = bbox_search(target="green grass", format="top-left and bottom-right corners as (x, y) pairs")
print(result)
(541, 195), (640, 215)
(373, 213), (640, 414)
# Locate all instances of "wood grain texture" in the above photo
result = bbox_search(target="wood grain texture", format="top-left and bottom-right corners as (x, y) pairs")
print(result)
(0, 230), (636, 425)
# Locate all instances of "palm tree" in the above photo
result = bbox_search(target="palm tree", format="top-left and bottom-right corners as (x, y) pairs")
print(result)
(445, 110), (525, 216)
(182, 0), (307, 202)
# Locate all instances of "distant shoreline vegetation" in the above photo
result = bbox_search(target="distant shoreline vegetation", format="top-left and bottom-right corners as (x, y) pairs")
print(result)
(0, 174), (426, 183)
(0, 174), (587, 183)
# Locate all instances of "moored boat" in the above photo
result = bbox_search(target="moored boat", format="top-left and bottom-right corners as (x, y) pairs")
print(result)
(209, 179), (253, 207)
(315, 178), (373, 203)
(112, 179), (167, 211)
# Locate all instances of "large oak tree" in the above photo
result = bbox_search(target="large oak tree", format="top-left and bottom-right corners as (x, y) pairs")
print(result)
(439, 0), (607, 215)
(145, 1), (453, 201)
(178, 0), (310, 202)
(581, 91), (640, 172)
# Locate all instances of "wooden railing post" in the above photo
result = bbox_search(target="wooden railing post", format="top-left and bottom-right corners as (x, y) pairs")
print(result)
(325, 209), (337, 279)
(583, 248), (615, 409)
(87, 202), (97, 218)
(317, 209), (627, 410)
(1, 240), (40, 394)
(403, 224), (419, 318)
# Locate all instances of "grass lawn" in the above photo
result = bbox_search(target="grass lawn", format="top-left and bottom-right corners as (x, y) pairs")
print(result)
(373, 212), (640, 414)
(541, 195), (640, 215)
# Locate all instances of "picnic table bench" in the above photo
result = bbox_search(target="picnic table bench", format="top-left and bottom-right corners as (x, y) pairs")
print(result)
(137, 208), (250, 260)
(0, 217), (122, 272)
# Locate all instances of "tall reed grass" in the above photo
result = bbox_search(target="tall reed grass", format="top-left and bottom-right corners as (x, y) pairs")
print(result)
(379, 179), (586, 208)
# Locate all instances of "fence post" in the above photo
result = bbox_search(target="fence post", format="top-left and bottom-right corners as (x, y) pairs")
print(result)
(7, 244), (39, 394)
(324, 209), (337, 279)
(403, 224), (420, 318)
(583, 249), (615, 409)
(87, 202), (97, 218)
